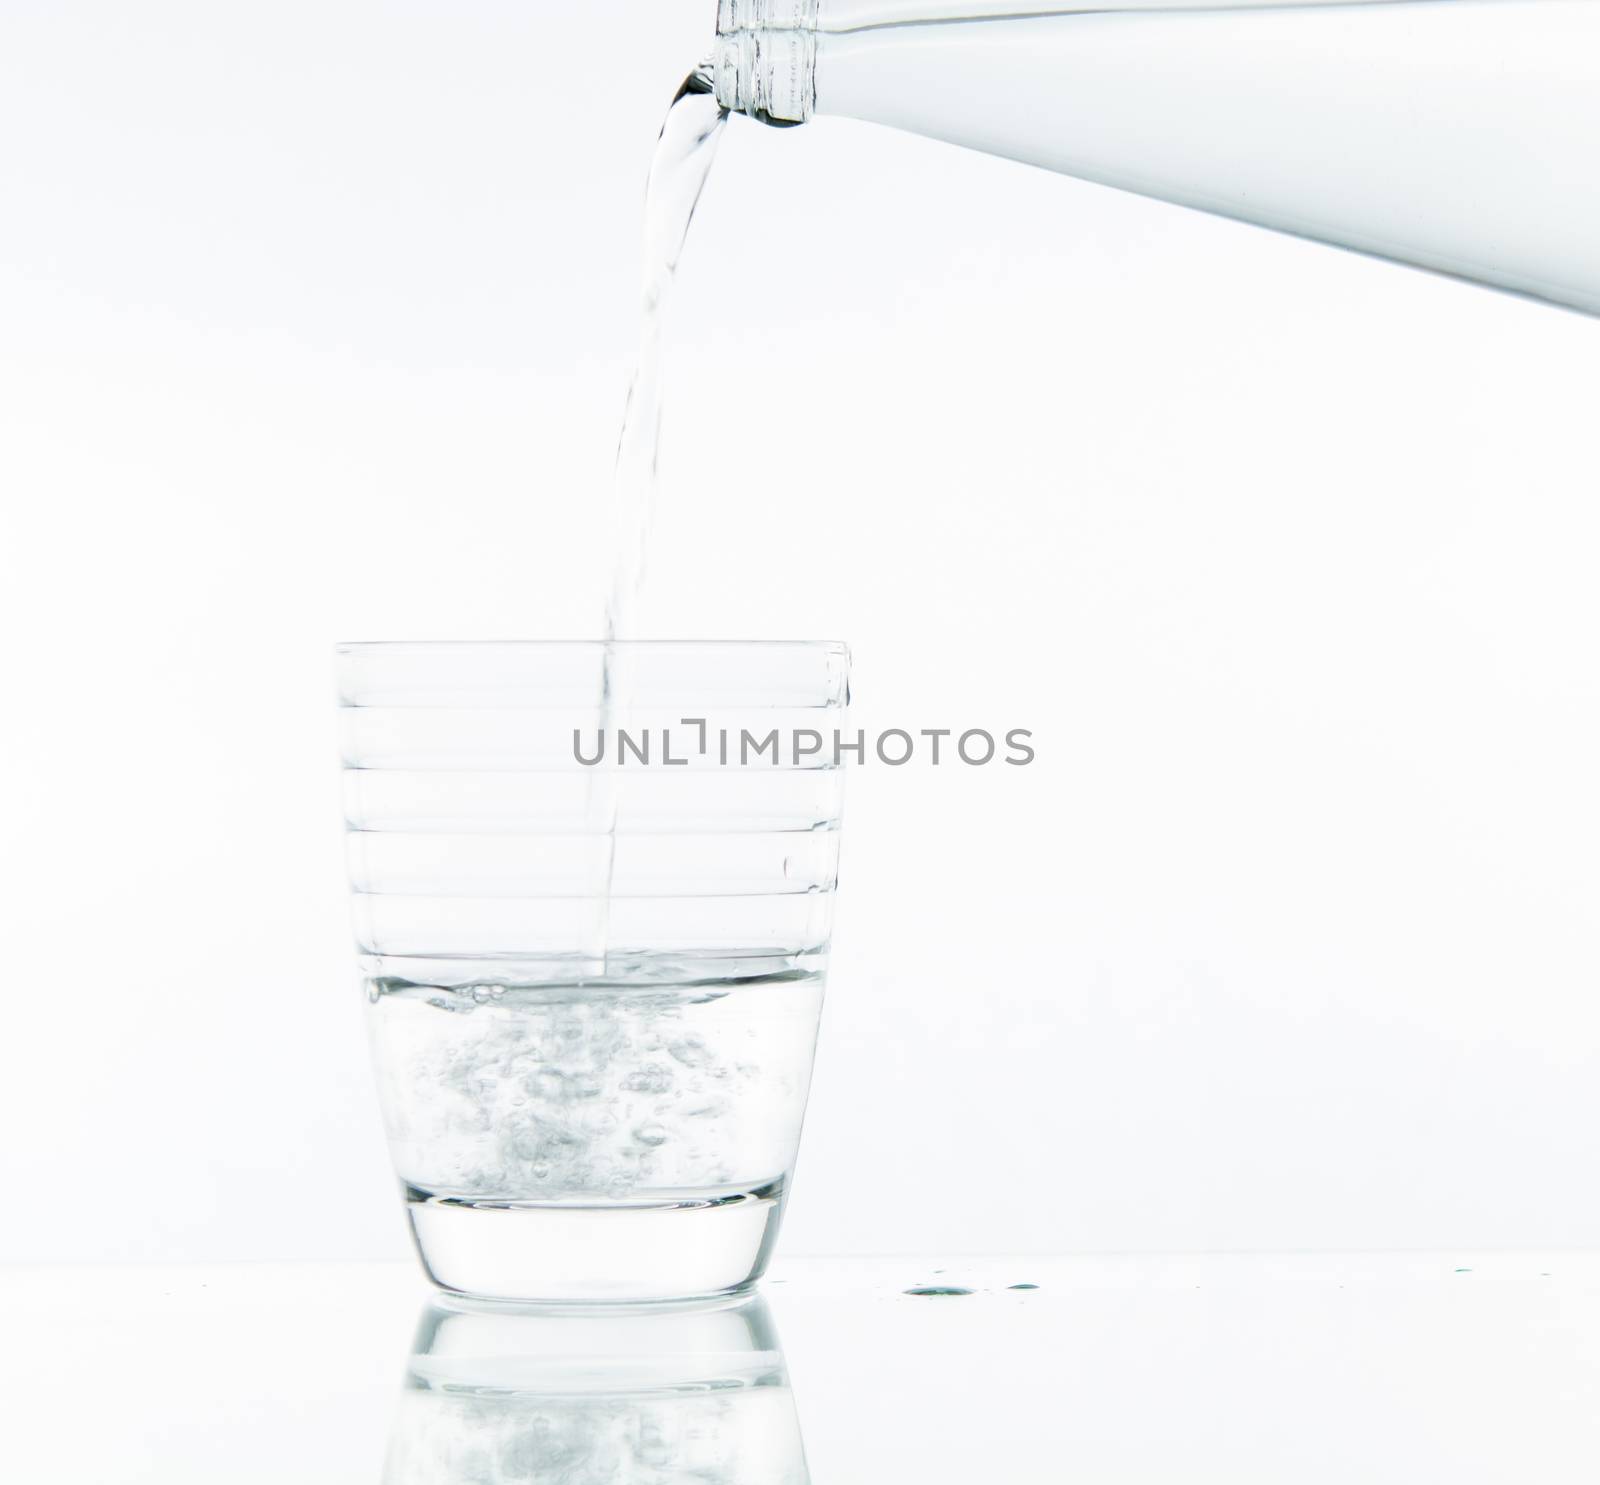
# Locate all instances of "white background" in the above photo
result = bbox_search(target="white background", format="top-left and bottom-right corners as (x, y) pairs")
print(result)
(3, 0), (1598, 1264)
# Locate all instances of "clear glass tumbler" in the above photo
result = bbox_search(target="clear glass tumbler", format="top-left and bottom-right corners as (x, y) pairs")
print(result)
(338, 641), (848, 1302)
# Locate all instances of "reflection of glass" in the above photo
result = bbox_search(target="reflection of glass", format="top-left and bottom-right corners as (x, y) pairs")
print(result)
(383, 1293), (811, 1484)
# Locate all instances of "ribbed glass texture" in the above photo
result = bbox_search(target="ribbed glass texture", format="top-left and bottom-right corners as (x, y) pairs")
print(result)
(338, 641), (848, 967)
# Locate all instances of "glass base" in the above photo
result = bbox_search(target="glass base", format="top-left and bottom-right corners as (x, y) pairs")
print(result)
(405, 1181), (787, 1303)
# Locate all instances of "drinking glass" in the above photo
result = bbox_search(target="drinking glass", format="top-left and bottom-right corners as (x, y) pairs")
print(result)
(337, 641), (848, 1302)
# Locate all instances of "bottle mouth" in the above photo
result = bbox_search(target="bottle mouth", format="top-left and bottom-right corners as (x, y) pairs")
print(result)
(717, 0), (820, 32)
(712, 26), (817, 125)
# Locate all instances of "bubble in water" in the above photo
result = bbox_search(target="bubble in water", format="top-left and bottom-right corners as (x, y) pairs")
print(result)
(635, 1418), (672, 1471)
(533, 1069), (571, 1102)
(622, 1063), (674, 1094)
(668, 1036), (711, 1068)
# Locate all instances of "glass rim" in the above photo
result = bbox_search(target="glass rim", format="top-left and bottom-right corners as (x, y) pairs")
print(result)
(336, 639), (850, 710)
(335, 639), (848, 654)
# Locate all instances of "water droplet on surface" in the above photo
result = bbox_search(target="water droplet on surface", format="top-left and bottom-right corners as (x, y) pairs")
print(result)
(904, 1286), (973, 1298)
(1007, 1283), (1040, 1291)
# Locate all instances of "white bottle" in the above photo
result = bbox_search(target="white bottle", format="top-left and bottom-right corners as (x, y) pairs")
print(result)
(713, 0), (1600, 314)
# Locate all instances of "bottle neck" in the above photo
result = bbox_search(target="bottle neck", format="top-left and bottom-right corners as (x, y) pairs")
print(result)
(713, 3), (819, 125)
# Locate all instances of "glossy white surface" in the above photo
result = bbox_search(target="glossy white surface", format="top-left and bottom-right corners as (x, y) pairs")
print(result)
(6, 1254), (1598, 1482)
